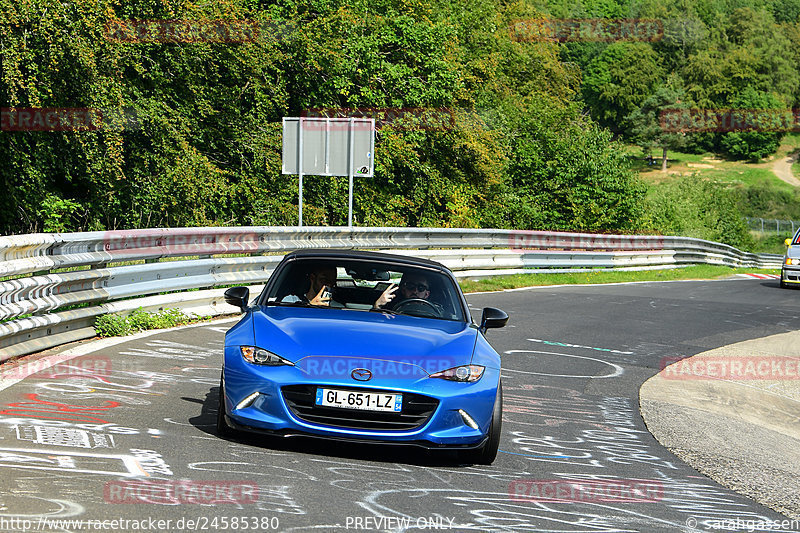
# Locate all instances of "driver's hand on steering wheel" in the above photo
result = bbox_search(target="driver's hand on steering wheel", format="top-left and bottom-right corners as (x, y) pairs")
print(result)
(374, 283), (398, 308)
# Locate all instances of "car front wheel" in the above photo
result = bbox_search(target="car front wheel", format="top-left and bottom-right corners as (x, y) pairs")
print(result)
(461, 383), (502, 465)
(216, 373), (233, 437)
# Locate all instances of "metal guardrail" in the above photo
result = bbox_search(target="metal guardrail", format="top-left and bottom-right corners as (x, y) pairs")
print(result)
(0, 227), (783, 360)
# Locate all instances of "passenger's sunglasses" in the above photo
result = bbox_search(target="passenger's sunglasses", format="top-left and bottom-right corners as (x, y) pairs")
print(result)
(401, 282), (429, 292)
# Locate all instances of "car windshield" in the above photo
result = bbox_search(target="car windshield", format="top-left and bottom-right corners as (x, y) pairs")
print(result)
(262, 257), (467, 322)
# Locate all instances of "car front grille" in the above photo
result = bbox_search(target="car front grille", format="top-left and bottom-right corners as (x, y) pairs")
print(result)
(281, 385), (439, 431)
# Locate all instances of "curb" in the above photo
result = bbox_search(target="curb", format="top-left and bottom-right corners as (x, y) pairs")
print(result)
(640, 331), (800, 518)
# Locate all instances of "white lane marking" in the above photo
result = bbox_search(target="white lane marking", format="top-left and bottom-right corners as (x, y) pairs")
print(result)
(503, 349), (624, 378)
(0, 497), (84, 519)
(527, 338), (634, 355)
(0, 447), (148, 477)
(0, 317), (237, 393)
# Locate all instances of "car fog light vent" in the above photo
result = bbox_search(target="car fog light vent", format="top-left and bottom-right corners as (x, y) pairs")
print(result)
(458, 409), (479, 430)
(236, 392), (260, 410)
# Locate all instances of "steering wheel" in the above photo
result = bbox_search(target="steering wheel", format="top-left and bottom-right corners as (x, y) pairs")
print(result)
(393, 298), (442, 317)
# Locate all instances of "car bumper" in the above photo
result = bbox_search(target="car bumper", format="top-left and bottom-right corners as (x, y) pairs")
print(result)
(782, 265), (800, 284)
(222, 349), (499, 448)
(223, 415), (489, 450)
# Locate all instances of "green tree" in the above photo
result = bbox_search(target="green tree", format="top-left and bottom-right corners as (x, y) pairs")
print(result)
(0, 0), (656, 235)
(681, 8), (798, 108)
(505, 99), (646, 232)
(770, 0), (800, 23)
(719, 87), (788, 161)
(626, 84), (688, 171)
(582, 42), (664, 133)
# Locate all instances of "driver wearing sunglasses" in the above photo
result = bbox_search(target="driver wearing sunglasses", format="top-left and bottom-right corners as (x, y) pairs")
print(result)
(373, 272), (431, 309)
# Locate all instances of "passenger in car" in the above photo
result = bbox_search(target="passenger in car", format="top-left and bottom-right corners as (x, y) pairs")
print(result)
(373, 271), (431, 309)
(281, 265), (343, 307)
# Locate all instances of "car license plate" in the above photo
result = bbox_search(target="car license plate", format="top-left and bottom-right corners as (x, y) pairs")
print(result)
(315, 388), (402, 412)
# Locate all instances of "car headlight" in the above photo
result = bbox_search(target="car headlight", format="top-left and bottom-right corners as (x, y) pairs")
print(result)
(240, 346), (293, 366)
(786, 258), (800, 266)
(430, 365), (485, 382)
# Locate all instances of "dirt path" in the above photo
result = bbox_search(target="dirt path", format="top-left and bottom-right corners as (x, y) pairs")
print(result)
(772, 149), (800, 186)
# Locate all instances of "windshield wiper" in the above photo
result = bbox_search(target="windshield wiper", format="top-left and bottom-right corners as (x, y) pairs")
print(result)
(369, 307), (402, 315)
(263, 300), (312, 307)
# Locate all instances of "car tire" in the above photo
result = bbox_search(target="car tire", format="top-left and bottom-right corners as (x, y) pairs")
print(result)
(462, 382), (503, 465)
(216, 373), (233, 437)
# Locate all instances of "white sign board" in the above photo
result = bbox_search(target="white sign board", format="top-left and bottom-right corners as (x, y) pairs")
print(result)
(282, 117), (374, 177)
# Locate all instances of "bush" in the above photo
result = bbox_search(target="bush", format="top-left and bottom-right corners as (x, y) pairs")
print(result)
(748, 233), (794, 254)
(95, 308), (206, 337)
(94, 314), (132, 337)
(719, 88), (786, 162)
(505, 103), (647, 232)
(734, 182), (800, 220)
(643, 176), (753, 249)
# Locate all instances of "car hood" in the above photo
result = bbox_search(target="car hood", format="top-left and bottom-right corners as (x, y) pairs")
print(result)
(787, 245), (800, 259)
(252, 306), (477, 375)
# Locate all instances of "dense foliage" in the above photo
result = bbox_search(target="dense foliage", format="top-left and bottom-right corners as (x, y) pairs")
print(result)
(0, 0), (643, 233)
(2, 0), (800, 248)
(643, 177), (753, 249)
(557, 0), (800, 158)
(0, 0), (646, 234)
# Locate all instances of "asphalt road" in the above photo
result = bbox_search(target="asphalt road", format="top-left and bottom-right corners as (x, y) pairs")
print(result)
(1, 277), (799, 532)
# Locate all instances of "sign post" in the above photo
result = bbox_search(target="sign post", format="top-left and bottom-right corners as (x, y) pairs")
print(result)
(297, 117), (304, 227)
(282, 117), (375, 227)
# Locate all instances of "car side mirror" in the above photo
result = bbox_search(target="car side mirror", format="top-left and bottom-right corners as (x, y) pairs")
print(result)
(786, 238), (792, 246)
(224, 286), (250, 312)
(480, 307), (508, 333)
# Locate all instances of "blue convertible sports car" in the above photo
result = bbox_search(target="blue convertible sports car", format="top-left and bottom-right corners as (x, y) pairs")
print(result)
(218, 249), (508, 464)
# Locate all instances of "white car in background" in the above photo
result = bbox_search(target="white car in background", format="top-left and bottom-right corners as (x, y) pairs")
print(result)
(781, 228), (800, 288)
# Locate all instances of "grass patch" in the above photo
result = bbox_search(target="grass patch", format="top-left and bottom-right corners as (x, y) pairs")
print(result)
(459, 265), (780, 293)
(95, 307), (211, 337)
(749, 233), (793, 254)
(625, 141), (798, 192)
